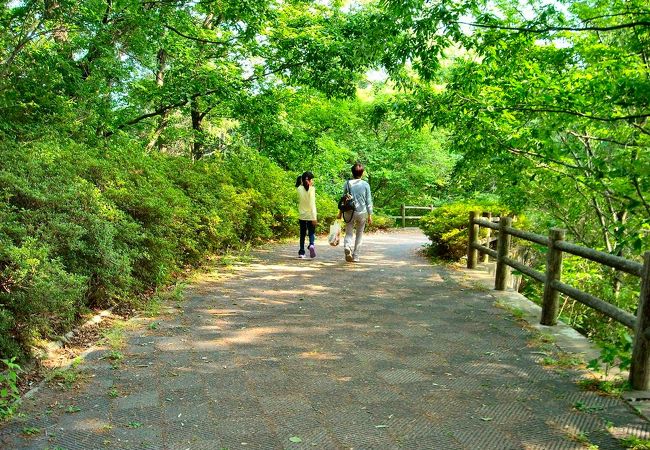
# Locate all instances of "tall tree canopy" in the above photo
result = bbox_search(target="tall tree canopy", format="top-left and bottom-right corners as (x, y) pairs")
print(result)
(370, 0), (649, 253)
(0, 0), (380, 156)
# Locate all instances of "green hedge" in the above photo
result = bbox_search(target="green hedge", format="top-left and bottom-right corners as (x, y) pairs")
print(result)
(0, 138), (296, 359)
(419, 201), (509, 260)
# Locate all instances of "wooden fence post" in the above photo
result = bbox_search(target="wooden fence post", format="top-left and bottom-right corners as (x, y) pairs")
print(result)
(481, 212), (492, 263)
(630, 251), (650, 390)
(401, 204), (405, 228)
(541, 228), (566, 326)
(495, 216), (512, 290)
(467, 211), (478, 269)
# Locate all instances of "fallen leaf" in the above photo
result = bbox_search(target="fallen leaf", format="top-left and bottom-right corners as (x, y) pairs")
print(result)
(289, 436), (302, 443)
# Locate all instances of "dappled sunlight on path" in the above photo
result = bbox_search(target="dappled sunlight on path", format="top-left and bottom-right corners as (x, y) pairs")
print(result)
(1, 229), (647, 449)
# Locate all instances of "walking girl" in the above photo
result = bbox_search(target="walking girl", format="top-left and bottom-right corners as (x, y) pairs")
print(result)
(296, 171), (318, 258)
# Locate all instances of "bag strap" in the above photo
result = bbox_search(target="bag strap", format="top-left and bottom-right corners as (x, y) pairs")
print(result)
(342, 180), (354, 223)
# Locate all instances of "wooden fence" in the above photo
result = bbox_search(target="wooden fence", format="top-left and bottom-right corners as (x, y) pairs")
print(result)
(466, 211), (650, 390)
(389, 204), (434, 227)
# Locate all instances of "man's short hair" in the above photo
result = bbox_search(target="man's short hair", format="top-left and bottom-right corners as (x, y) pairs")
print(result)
(351, 162), (364, 178)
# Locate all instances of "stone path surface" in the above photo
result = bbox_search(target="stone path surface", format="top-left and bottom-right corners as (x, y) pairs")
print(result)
(1, 229), (649, 449)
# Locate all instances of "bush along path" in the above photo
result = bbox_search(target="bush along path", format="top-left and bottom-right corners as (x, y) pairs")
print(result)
(1, 228), (648, 449)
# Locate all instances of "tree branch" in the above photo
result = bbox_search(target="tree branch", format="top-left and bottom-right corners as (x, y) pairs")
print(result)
(566, 131), (643, 147)
(493, 105), (650, 122)
(163, 24), (236, 46)
(106, 60), (306, 135)
(1, 18), (47, 70)
(583, 12), (650, 23)
(631, 122), (650, 136)
(632, 177), (650, 217)
(457, 20), (650, 33)
(506, 146), (583, 170)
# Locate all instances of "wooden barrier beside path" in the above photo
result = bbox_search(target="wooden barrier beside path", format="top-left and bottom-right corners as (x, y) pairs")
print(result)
(389, 204), (434, 227)
(467, 211), (650, 390)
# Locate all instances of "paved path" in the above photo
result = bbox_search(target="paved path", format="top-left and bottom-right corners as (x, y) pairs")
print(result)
(2, 229), (648, 449)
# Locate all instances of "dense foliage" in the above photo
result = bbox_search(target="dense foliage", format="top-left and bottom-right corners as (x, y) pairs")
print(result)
(419, 200), (507, 260)
(1, 0), (648, 365)
(240, 89), (455, 212)
(0, 138), (298, 358)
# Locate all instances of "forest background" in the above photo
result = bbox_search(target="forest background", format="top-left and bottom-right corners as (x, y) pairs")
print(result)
(0, 0), (648, 379)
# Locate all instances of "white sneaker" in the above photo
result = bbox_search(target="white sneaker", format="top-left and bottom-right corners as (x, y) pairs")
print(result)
(353, 255), (360, 263)
(298, 254), (306, 259)
(344, 247), (353, 262)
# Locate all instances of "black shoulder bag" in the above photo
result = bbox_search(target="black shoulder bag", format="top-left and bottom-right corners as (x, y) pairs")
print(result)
(337, 180), (356, 223)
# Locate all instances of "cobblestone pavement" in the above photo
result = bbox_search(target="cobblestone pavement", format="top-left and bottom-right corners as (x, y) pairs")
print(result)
(1, 229), (648, 449)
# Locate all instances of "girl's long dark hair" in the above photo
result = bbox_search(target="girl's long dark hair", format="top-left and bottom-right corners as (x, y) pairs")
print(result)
(295, 171), (314, 190)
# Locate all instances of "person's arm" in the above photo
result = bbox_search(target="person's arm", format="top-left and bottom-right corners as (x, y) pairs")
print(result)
(310, 187), (318, 225)
(336, 181), (347, 219)
(366, 183), (373, 224)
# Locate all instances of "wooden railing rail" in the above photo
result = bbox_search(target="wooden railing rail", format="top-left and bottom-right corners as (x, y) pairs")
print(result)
(389, 204), (434, 227)
(467, 211), (650, 390)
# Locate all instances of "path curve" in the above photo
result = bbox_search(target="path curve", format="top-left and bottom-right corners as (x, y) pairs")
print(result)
(1, 229), (647, 449)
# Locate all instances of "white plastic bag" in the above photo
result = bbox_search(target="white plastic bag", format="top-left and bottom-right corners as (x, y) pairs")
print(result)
(328, 221), (341, 246)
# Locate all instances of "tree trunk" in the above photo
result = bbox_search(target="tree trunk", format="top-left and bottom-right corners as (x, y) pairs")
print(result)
(146, 49), (168, 152)
(191, 98), (204, 160)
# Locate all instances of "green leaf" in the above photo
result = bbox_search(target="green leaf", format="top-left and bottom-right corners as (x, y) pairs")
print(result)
(289, 436), (302, 443)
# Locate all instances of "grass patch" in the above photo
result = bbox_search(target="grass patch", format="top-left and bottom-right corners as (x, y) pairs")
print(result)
(469, 281), (491, 293)
(528, 331), (556, 353)
(65, 405), (81, 413)
(106, 350), (124, 368)
(213, 248), (253, 269)
(541, 352), (584, 369)
(143, 282), (187, 317)
(70, 356), (84, 369)
(621, 436), (650, 449)
(494, 300), (526, 320)
(101, 320), (136, 351)
(566, 430), (597, 448)
(578, 377), (629, 397)
(573, 400), (605, 413)
(46, 367), (84, 390)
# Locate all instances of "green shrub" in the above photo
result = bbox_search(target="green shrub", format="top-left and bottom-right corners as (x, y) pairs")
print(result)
(221, 146), (297, 242)
(316, 195), (339, 228)
(0, 357), (21, 419)
(0, 240), (87, 356)
(366, 214), (396, 232)
(419, 201), (508, 260)
(0, 138), (306, 359)
(0, 141), (136, 306)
